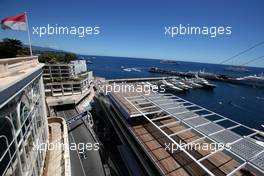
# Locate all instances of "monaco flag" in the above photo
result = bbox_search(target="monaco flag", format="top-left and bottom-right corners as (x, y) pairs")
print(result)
(0, 13), (27, 31)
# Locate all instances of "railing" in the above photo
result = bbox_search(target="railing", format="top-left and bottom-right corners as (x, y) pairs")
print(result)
(43, 117), (71, 176)
(0, 56), (39, 78)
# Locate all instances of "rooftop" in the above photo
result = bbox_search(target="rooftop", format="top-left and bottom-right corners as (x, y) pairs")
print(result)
(0, 56), (44, 91)
(44, 71), (92, 84)
(110, 90), (264, 176)
(46, 86), (93, 106)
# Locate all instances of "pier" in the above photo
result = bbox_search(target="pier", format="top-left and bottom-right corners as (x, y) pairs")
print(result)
(149, 67), (264, 88)
(107, 76), (179, 83)
(149, 67), (225, 80)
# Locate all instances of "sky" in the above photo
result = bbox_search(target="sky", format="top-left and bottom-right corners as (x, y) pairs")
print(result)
(1, 0), (264, 67)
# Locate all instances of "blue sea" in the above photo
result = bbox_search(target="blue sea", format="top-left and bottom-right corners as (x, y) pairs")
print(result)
(87, 56), (264, 130)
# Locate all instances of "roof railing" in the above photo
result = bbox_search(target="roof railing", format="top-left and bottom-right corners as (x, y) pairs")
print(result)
(0, 56), (39, 78)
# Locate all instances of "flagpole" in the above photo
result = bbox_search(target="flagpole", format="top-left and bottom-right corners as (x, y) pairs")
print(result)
(24, 12), (32, 56)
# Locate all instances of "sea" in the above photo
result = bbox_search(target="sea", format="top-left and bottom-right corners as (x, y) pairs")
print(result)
(86, 56), (264, 131)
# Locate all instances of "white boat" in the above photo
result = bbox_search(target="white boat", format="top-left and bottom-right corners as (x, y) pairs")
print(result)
(178, 81), (192, 89)
(170, 85), (183, 91)
(161, 80), (183, 91)
(224, 66), (250, 72)
(194, 76), (216, 89)
(187, 80), (203, 88)
(123, 68), (132, 72)
(232, 74), (264, 87)
(198, 69), (218, 79)
(171, 81), (189, 90)
(131, 68), (141, 72)
(146, 82), (154, 86)
(160, 60), (178, 65)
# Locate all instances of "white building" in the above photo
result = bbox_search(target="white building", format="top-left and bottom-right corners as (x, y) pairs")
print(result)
(43, 60), (93, 97)
(71, 60), (87, 75)
(0, 56), (48, 176)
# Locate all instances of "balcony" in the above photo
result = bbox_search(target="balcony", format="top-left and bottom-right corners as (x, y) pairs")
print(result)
(0, 56), (39, 78)
(0, 56), (44, 92)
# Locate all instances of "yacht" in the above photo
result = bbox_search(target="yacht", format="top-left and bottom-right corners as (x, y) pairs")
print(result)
(224, 66), (250, 72)
(231, 74), (264, 87)
(198, 69), (218, 80)
(161, 80), (183, 91)
(131, 68), (141, 72)
(184, 79), (203, 88)
(160, 60), (178, 65)
(174, 81), (191, 90)
(194, 76), (216, 89)
(123, 68), (132, 72)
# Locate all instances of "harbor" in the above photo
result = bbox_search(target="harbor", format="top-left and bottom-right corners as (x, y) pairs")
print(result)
(0, 50), (264, 176)
(1, 1), (264, 175)
(149, 67), (264, 88)
(106, 76), (216, 93)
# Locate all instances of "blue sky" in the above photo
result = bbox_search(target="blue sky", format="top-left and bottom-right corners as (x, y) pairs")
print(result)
(1, 0), (264, 67)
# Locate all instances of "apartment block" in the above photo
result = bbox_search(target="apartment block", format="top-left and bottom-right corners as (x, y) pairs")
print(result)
(43, 60), (93, 97)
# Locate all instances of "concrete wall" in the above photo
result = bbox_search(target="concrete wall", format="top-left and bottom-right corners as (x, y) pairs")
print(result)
(71, 60), (87, 75)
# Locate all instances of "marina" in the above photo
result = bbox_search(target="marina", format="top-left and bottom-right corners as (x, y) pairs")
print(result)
(1, 0), (264, 176)
(149, 67), (264, 88)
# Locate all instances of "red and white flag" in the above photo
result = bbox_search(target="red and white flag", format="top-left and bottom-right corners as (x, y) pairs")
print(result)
(0, 13), (27, 31)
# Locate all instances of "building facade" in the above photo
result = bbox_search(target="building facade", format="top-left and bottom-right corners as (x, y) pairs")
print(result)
(0, 56), (48, 176)
(43, 60), (93, 97)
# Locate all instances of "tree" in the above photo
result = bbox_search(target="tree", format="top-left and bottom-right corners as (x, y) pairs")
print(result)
(0, 38), (26, 58)
(38, 52), (77, 63)
(39, 53), (64, 63)
(64, 53), (77, 63)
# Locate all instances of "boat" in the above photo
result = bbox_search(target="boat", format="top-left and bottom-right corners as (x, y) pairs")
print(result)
(198, 69), (218, 80)
(185, 71), (197, 77)
(224, 66), (250, 72)
(183, 79), (203, 88)
(145, 82), (159, 90)
(169, 78), (190, 90)
(230, 74), (264, 87)
(178, 81), (192, 89)
(123, 68), (132, 72)
(194, 76), (216, 89)
(172, 81), (191, 90)
(160, 60), (178, 65)
(161, 80), (183, 91)
(131, 68), (141, 72)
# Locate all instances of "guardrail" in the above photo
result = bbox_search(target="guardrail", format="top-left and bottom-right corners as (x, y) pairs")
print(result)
(0, 56), (39, 78)
(44, 117), (71, 176)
